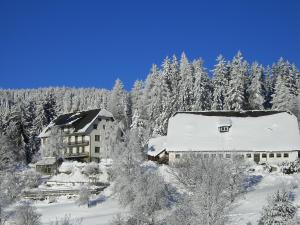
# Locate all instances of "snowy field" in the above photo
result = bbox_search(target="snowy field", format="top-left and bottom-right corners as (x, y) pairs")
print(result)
(34, 187), (126, 225)
(229, 168), (300, 224)
(29, 164), (300, 225)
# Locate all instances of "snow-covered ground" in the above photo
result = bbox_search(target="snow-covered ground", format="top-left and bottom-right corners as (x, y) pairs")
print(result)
(34, 186), (126, 225)
(229, 167), (300, 224)
(28, 162), (300, 225)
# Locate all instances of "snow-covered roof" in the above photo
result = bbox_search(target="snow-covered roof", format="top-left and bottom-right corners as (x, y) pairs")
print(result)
(36, 157), (57, 166)
(166, 110), (300, 152)
(147, 136), (167, 157)
(39, 108), (114, 137)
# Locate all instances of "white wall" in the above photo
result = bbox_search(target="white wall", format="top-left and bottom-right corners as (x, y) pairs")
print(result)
(168, 151), (298, 164)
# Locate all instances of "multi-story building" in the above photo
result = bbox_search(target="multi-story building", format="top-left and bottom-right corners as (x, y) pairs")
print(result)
(39, 108), (119, 162)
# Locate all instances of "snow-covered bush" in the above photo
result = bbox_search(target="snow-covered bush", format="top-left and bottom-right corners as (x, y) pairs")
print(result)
(258, 189), (297, 225)
(21, 169), (42, 189)
(15, 201), (41, 225)
(76, 185), (90, 206)
(50, 215), (83, 225)
(82, 162), (100, 175)
(280, 160), (300, 174)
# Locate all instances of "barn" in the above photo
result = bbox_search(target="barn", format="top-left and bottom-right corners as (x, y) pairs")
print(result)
(152, 110), (300, 164)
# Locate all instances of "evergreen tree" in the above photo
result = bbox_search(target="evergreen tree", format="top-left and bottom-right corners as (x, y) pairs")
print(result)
(258, 189), (297, 225)
(108, 79), (129, 126)
(225, 51), (247, 110)
(272, 75), (293, 110)
(212, 55), (229, 110)
(264, 66), (273, 109)
(192, 59), (212, 111)
(178, 52), (194, 111)
(248, 62), (265, 110)
(130, 80), (144, 112)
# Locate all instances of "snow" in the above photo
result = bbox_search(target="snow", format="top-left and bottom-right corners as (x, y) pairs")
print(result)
(167, 111), (300, 152)
(98, 109), (114, 118)
(38, 121), (55, 138)
(36, 157), (57, 166)
(34, 186), (126, 225)
(147, 136), (167, 157)
(228, 167), (300, 224)
(50, 167), (90, 183)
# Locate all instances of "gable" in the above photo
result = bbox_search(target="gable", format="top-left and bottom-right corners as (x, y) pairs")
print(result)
(39, 108), (114, 137)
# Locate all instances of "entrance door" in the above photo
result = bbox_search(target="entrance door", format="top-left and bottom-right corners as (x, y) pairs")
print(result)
(254, 153), (260, 164)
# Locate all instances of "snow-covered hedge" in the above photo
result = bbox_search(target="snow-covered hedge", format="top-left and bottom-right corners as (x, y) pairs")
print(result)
(280, 160), (300, 174)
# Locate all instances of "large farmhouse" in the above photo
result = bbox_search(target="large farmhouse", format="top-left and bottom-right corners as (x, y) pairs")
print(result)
(148, 110), (300, 164)
(39, 108), (118, 162)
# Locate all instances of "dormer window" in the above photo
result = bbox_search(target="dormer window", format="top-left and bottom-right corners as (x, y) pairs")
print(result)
(219, 126), (230, 133)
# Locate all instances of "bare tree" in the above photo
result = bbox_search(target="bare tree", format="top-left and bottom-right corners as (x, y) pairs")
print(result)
(167, 155), (246, 225)
(15, 201), (41, 225)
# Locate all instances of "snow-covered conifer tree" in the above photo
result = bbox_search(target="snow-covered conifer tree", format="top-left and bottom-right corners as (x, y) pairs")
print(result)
(224, 51), (247, 110)
(192, 59), (212, 111)
(212, 55), (229, 110)
(258, 189), (297, 225)
(272, 75), (293, 110)
(178, 52), (194, 111)
(248, 62), (265, 110)
(108, 79), (129, 125)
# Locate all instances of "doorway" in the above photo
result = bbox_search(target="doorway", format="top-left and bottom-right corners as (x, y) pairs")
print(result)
(254, 153), (260, 164)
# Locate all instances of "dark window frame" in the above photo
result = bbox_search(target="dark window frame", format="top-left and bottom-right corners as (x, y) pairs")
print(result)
(95, 147), (100, 153)
(95, 135), (100, 142)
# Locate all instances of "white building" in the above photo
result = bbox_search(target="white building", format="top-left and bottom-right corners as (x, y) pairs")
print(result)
(148, 110), (300, 164)
(39, 108), (120, 162)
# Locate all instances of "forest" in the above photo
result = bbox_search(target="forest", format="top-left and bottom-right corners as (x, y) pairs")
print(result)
(0, 51), (299, 167)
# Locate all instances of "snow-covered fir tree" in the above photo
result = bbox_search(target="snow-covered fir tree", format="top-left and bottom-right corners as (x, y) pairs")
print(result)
(225, 51), (248, 110)
(178, 52), (194, 111)
(108, 79), (129, 126)
(212, 55), (229, 110)
(271, 74), (294, 110)
(258, 189), (297, 225)
(192, 59), (212, 111)
(248, 62), (265, 110)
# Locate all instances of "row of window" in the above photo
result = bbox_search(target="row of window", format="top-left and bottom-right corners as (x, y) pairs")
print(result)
(246, 153), (289, 158)
(65, 146), (100, 154)
(174, 152), (290, 159)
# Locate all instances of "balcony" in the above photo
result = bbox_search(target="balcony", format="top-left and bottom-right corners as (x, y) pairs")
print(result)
(64, 152), (89, 158)
(66, 140), (89, 147)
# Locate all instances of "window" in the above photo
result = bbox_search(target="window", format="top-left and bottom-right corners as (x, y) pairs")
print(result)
(218, 154), (223, 158)
(95, 147), (100, 153)
(225, 154), (231, 158)
(95, 135), (100, 142)
(174, 153), (180, 159)
(211, 154), (216, 158)
(93, 124), (98, 129)
(103, 125), (106, 130)
(246, 153), (252, 158)
(204, 154), (209, 158)
(262, 153), (267, 158)
(219, 126), (230, 133)
(276, 153), (282, 158)
(197, 153), (202, 158)
(284, 153), (289, 158)
(269, 153), (274, 158)
(98, 118), (102, 122)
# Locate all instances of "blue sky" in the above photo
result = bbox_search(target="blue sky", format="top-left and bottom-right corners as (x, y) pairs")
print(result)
(0, 0), (299, 90)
